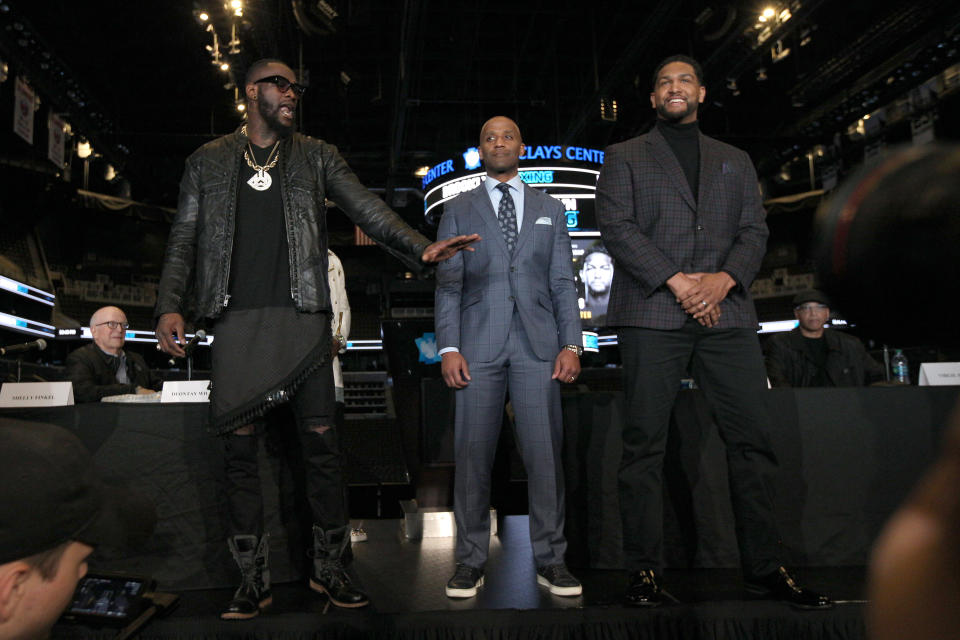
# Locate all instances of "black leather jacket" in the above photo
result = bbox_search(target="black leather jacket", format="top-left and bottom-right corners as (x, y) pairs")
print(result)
(155, 128), (431, 321)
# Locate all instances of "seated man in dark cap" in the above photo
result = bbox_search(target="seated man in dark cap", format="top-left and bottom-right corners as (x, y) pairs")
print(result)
(0, 420), (155, 640)
(764, 290), (885, 387)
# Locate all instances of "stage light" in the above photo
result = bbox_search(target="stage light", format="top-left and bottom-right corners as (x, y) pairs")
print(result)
(236, 101), (246, 112)
(220, 62), (230, 71)
(76, 140), (92, 158)
(762, 7), (775, 19)
(413, 166), (430, 178)
(199, 11), (209, 21)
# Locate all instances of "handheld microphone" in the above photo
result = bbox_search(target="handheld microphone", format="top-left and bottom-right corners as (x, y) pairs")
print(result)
(183, 330), (207, 357)
(167, 330), (207, 364)
(0, 338), (47, 356)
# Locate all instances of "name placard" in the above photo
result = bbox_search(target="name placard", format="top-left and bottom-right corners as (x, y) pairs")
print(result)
(918, 363), (960, 386)
(160, 380), (211, 403)
(0, 382), (74, 407)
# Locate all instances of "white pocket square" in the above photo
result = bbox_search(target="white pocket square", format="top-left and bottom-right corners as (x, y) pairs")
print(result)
(535, 217), (552, 225)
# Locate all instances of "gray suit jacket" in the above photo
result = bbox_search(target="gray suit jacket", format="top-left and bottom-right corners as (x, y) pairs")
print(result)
(435, 182), (581, 362)
(595, 126), (768, 330)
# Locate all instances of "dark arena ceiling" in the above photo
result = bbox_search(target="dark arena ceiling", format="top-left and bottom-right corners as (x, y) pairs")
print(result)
(2, 0), (960, 220)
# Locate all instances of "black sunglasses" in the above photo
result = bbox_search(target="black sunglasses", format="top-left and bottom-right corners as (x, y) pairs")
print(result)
(254, 75), (307, 97)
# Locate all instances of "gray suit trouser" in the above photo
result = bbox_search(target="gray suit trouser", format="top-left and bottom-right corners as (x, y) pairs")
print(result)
(453, 310), (567, 569)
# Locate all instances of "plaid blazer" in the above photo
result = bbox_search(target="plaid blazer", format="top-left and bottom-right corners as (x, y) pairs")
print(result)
(595, 126), (768, 330)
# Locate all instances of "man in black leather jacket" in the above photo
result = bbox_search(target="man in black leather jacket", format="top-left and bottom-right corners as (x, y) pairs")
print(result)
(764, 290), (885, 387)
(66, 305), (161, 402)
(154, 59), (477, 620)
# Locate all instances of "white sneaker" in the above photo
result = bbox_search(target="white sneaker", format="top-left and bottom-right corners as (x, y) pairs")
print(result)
(350, 527), (367, 543)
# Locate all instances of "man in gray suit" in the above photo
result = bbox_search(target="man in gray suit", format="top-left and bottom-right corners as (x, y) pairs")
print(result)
(435, 116), (583, 598)
(596, 55), (831, 609)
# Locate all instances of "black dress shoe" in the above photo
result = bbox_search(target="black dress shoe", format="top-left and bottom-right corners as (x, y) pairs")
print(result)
(745, 566), (834, 610)
(625, 569), (663, 607)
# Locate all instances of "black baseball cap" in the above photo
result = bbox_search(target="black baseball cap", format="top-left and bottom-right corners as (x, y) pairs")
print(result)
(0, 419), (156, 564)
(792, 290), (831, 307)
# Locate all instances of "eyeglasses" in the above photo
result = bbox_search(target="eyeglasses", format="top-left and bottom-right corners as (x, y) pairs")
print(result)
(254, 75), (307, 97)
(95, 321), (129, 330)
(795, 304), (829, 313)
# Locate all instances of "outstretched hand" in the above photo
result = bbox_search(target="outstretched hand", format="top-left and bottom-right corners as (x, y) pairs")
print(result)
(422, 234), (481, 263)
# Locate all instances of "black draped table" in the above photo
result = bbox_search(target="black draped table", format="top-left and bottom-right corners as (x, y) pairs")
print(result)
(0, 403), (311, 590)
(2, 386), (957, 589)
(562, 386), (960, 569)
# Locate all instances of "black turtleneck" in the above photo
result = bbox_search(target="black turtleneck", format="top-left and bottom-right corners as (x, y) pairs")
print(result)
(656, 119), (700, 202)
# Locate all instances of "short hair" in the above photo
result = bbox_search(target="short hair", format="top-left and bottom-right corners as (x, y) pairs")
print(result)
(584, 243), (610, 258)
(651, 54), (705, 89)
(245, 58), (290, 86)
(22, 542), (70, 581)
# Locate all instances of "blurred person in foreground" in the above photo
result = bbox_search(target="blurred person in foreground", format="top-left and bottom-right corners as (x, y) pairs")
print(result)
(0, 420), (155, 640)
(814, 144), (960, 640)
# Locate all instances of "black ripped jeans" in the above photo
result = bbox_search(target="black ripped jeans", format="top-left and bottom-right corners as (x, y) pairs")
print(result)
(222, 361), (348, 536)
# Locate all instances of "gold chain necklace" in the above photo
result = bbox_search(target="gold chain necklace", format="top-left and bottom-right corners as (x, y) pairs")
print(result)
(243, 131), (281, 191)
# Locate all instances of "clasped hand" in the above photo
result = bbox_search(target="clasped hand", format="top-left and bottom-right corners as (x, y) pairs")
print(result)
(666, 271), (736, 328)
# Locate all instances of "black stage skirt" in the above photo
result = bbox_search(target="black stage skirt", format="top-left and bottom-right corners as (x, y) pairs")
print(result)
(209, 306), (331, 434)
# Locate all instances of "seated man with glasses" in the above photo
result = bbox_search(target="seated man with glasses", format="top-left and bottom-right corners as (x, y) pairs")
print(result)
(764, 290), (885, 387)
(65, 305), (161, 402)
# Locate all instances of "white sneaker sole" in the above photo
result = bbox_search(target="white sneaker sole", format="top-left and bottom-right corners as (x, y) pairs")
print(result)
(445, 575), (484, 598)
(537, 574), (583, 596)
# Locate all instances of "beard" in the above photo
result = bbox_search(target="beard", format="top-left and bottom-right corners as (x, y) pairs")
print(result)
(259, 99), (296, 137)
(656, 99), (698, 123)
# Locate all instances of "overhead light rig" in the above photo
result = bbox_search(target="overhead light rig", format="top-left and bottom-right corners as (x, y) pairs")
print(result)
(192, 1), (249, 114)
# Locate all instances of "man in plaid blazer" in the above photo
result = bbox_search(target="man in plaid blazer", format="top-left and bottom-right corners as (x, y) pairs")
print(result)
(435, 116), (584, 599)
(596, 55), (831, 609)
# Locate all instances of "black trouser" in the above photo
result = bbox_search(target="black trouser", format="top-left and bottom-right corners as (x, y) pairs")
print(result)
(223, 361), (347, 536)
(617, 320), (782, 579)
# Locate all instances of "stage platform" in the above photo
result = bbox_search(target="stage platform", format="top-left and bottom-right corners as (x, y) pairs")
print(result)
(53, 517), (868, 640)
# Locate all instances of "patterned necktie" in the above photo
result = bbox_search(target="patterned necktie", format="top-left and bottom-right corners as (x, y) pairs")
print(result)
(496, 182), (518, 252)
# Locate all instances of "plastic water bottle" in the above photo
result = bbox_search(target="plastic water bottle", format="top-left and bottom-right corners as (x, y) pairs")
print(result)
(891, 349), (910, 384)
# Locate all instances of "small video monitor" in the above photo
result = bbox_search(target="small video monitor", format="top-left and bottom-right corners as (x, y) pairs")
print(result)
(62, 573), (152, 626)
